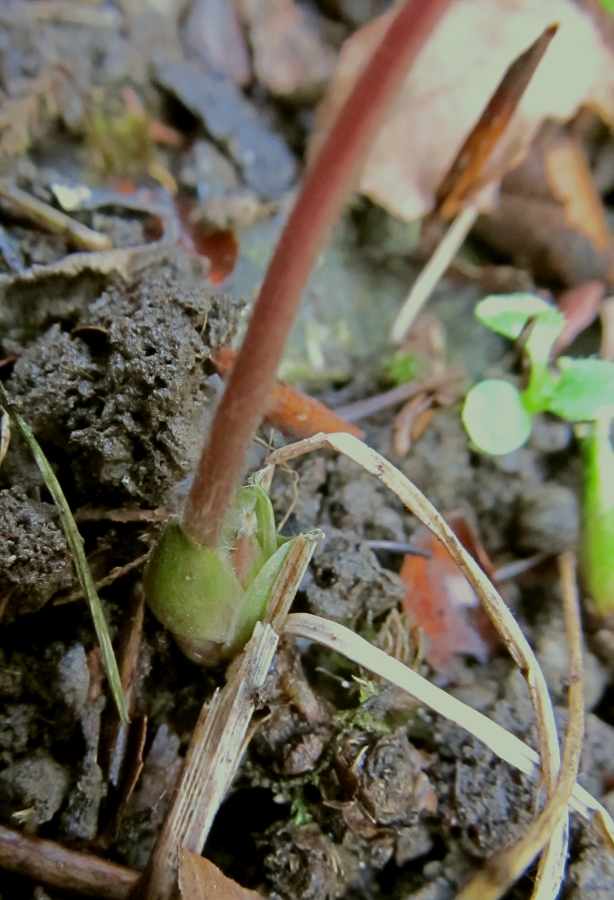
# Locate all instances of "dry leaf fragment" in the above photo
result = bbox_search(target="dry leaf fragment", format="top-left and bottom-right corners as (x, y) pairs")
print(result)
(178, 849), (263, 900)
(182, 0), (252, 87)
(235, 0), (336, 102)
(314, 0), (614, 222)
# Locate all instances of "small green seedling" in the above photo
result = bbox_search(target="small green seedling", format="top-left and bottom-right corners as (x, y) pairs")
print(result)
(144, 478), (293, 665)
(462, 294), (614, 455)
(462, 293), (614, 612)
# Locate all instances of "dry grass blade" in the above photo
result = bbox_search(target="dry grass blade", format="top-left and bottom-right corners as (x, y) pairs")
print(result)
(0, 383), (128, 723)
(455, 552), (584, 900)
(268, 434), (561, 820)
(282, 612), (607, 836)
(140, 531), (320, 900)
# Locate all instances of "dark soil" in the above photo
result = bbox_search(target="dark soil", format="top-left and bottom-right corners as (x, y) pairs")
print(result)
(0, 1), (613, 899)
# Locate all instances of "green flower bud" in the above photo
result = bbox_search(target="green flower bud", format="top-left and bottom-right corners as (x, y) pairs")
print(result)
(144, 483), (292, 664)
(581, 414), (614, 614)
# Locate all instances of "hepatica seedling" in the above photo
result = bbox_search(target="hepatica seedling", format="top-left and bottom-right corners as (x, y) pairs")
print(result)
(462, 293), (614, 455)
(144, 476), (294, 664)
(462, 293), (614, 611)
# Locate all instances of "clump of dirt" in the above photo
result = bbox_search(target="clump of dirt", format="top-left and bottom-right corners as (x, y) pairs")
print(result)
(0, 486), (73, 621)
(4, 251), (240, 507)
(301, 529), (405, 624)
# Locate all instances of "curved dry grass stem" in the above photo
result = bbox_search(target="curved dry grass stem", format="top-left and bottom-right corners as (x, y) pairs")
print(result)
(267, 432), (561, 800)
(455, 552), (585, 900)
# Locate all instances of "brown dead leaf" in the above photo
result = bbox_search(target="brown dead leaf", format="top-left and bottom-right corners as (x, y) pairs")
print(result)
(178, 848), (263, 900)
(235, 0), (336, 102)
(474, 122), (614, 286)
(313, 0), (614, 221)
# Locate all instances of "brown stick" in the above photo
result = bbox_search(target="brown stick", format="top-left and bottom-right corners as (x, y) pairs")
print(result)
(0, 825), (139, 899)
(435, 25), (558, 221)
(182, 0), (453, 548)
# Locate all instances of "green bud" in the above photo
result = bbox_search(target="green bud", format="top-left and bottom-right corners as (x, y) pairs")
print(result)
(581, 414), (614, 613)
(144, 482), (292, 664)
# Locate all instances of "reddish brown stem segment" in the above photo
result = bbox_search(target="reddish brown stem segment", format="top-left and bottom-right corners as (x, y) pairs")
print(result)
(0, 824), (139, 900)
(183, 0), (453, 547)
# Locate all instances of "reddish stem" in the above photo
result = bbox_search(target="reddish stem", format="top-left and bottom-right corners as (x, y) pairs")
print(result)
(183, 0), (452, 548)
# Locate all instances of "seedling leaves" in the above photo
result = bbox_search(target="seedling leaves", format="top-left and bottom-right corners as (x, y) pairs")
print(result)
(462, 379), (532, 455)
(549, 358), (614, 421)
(475, 293), (563, 340)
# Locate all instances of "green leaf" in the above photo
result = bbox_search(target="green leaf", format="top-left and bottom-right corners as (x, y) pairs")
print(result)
(475, 293), (564, 341)
(462, 379), (532, 455)
(599, 0), (614, 14)
(0, 383), (128, 723)
(549, 358), (614, 422)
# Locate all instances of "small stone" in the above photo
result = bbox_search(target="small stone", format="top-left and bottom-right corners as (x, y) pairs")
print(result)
(0, 752), (69, 829)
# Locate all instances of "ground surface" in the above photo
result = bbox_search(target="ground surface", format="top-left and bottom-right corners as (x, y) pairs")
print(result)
(0, 1), (613, 899)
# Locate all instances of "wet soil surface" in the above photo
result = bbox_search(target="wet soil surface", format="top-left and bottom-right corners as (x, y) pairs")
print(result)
(0, 1), (613, 899)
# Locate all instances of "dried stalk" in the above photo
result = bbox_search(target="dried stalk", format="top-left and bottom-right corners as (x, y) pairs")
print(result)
(0, 824), (138, 900)
(139, 532), (321, 900)
(268, 434), (562, 834)
(0, 178), (112, 251)
(455, 553), (585, 900)
(282, 612), (606, 838)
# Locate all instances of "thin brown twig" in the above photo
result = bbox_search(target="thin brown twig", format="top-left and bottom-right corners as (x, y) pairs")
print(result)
(0, 179), (112, 252)
(54, 551), (151, 605)
(73, 507), (171, 524)
(455, 552), (584, 900)
(0, 824), (139, 900)
(334, 365), (466, 423)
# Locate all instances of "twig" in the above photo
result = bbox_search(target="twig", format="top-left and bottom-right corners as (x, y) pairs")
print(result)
(0, 383), (128, 723)
(455, 552), (584, 900)
(334, 365), (465, 423)
(54, 551), (151, 605)
(182, 0), (453, 549)
(493, 552), (551, 584)
(389, 203), (479, 345)
(0, 179), (112, 252)
(73, 507), (171, 524)
(0, 824), (139, 900)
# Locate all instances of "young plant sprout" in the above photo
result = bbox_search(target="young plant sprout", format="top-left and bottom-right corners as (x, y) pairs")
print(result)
(143, 0), (453, 663)
(462, 294), (614, 455)
(462, 292), (614, 612)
